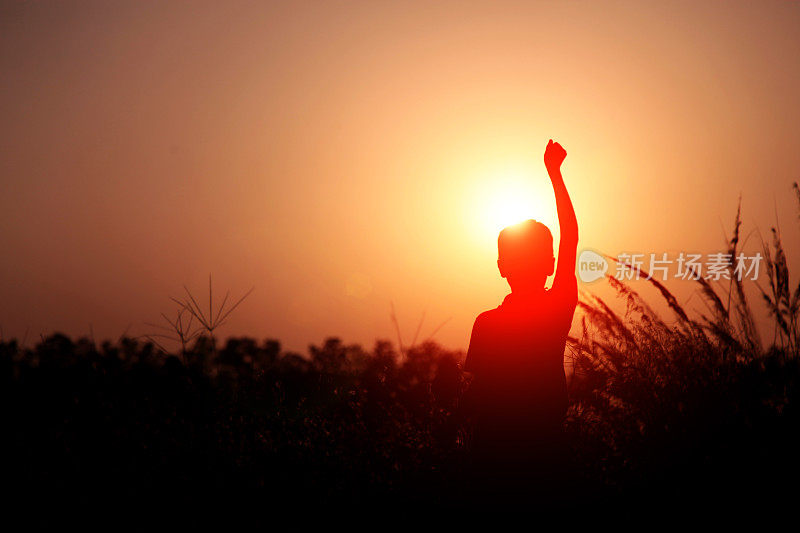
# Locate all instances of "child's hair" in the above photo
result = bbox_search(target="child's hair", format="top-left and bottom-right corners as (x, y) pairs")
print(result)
(497, 219), (554, 264)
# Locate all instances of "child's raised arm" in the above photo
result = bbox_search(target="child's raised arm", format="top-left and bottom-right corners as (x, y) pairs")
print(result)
(544, 140), (578, 291)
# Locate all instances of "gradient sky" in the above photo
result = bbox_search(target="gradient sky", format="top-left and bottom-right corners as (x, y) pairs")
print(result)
(2, 1), (800, 353)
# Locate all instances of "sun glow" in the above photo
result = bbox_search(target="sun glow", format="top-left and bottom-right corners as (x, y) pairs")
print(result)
(486, 189), (538, 235)
(473, 169), (556, 241)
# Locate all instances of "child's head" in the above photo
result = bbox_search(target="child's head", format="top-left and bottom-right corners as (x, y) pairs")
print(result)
(497, 219), (555, 293)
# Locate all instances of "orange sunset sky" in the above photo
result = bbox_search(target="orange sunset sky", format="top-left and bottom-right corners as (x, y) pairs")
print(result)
(2, 1), (800, 353)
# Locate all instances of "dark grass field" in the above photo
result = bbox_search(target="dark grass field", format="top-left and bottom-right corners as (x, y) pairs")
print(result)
(1, 330), (798, 525)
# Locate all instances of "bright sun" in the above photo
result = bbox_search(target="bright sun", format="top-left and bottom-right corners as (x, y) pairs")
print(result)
(486, 189), (538, 235)
(476, 170), (554, 239)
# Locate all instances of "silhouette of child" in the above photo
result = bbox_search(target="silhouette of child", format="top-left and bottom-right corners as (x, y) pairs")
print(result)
(465, 140), (578, 503)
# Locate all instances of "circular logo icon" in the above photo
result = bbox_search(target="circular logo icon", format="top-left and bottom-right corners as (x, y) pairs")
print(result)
(577, 249), (608, 283)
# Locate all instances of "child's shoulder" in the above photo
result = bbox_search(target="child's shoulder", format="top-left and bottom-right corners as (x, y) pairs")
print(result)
(472, 306), (502, 328)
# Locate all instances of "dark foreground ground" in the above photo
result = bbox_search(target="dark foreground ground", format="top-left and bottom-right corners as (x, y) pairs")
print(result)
(2, 333), (799, 526)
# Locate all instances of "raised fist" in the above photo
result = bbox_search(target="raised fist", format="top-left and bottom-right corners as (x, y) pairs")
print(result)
(544, 139), (567, 172)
